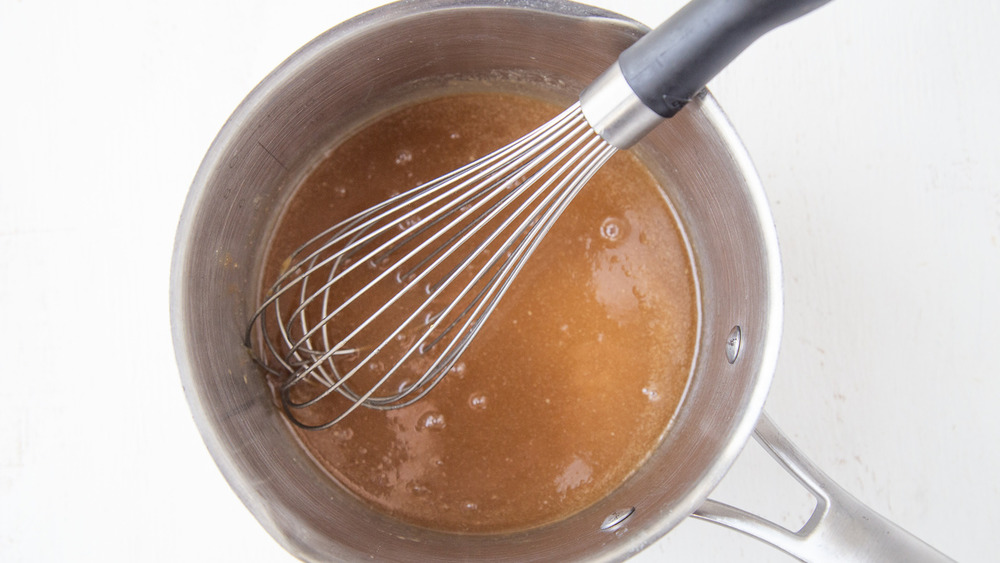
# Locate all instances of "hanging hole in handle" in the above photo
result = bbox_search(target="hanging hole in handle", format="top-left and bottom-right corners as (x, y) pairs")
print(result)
(706, 434), (818, 534)
(600, 507), (635, 531)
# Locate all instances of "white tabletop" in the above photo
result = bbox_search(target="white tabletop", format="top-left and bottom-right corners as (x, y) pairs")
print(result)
(1, 1), (996, 561)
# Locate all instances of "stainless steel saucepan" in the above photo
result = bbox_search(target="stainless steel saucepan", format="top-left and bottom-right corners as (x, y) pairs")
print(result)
(170, 1), (951, 560)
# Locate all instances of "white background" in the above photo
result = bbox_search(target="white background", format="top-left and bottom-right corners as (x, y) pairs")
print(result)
(1, 0), (997, 561)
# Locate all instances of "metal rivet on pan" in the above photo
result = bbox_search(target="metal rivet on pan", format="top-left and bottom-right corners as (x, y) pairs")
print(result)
(601, 507), (635, 531)
(726, 325), (741, 364)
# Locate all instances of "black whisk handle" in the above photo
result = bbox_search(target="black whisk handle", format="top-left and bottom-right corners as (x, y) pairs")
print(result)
(620, 0), (831, 118)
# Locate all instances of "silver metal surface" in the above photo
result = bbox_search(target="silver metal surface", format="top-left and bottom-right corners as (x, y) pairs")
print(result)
(247, 103), (616, 429)
(693, 413), (953, 562)
(601, 507), (636, 531)
(580, 61), (664, 149)
(726, 325), (742, 364)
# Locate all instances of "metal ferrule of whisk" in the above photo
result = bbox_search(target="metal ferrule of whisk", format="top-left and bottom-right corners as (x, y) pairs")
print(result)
(579, 62), (663, 150)
(245, 0), (831, 429)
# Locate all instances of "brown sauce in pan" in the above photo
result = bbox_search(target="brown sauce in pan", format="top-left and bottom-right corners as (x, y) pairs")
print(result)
(261, 92), (698, 533)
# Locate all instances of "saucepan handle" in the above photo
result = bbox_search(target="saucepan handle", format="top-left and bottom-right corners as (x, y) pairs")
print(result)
(692, 412), (953, 562)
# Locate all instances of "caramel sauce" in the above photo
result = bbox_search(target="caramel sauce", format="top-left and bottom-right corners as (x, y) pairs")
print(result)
(261, 92), (698, 533)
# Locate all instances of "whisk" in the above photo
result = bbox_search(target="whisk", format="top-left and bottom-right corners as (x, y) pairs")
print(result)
(246, 0), (830, 429)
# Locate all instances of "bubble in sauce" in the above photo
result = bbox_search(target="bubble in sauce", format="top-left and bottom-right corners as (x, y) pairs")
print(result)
(395, 149), (413, 165)
(632, 285), (647, 300)
(331, 426), (354, 441)
(395, 331), (416, 348)
(600, 216), (629, 244)
(642, 386), (661, 402)
(417, 411), (446, 431)
(333, 185), (348, 199)
(398, 214), (420, 231)
(468, 392), (488, 410)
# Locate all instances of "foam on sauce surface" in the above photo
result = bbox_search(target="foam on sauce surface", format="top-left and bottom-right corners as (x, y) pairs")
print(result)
(261, 92), (698, 533)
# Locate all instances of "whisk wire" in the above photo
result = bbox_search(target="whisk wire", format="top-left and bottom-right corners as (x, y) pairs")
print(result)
(279, 107), (592, 359)
(330, 124), (618, 416)
(285, 115), (600, 387)
(423, 137), (618, 368)
(248, 103), (620, 429)
(278, 123), (599, 408)
(248, 103), (586, 330)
